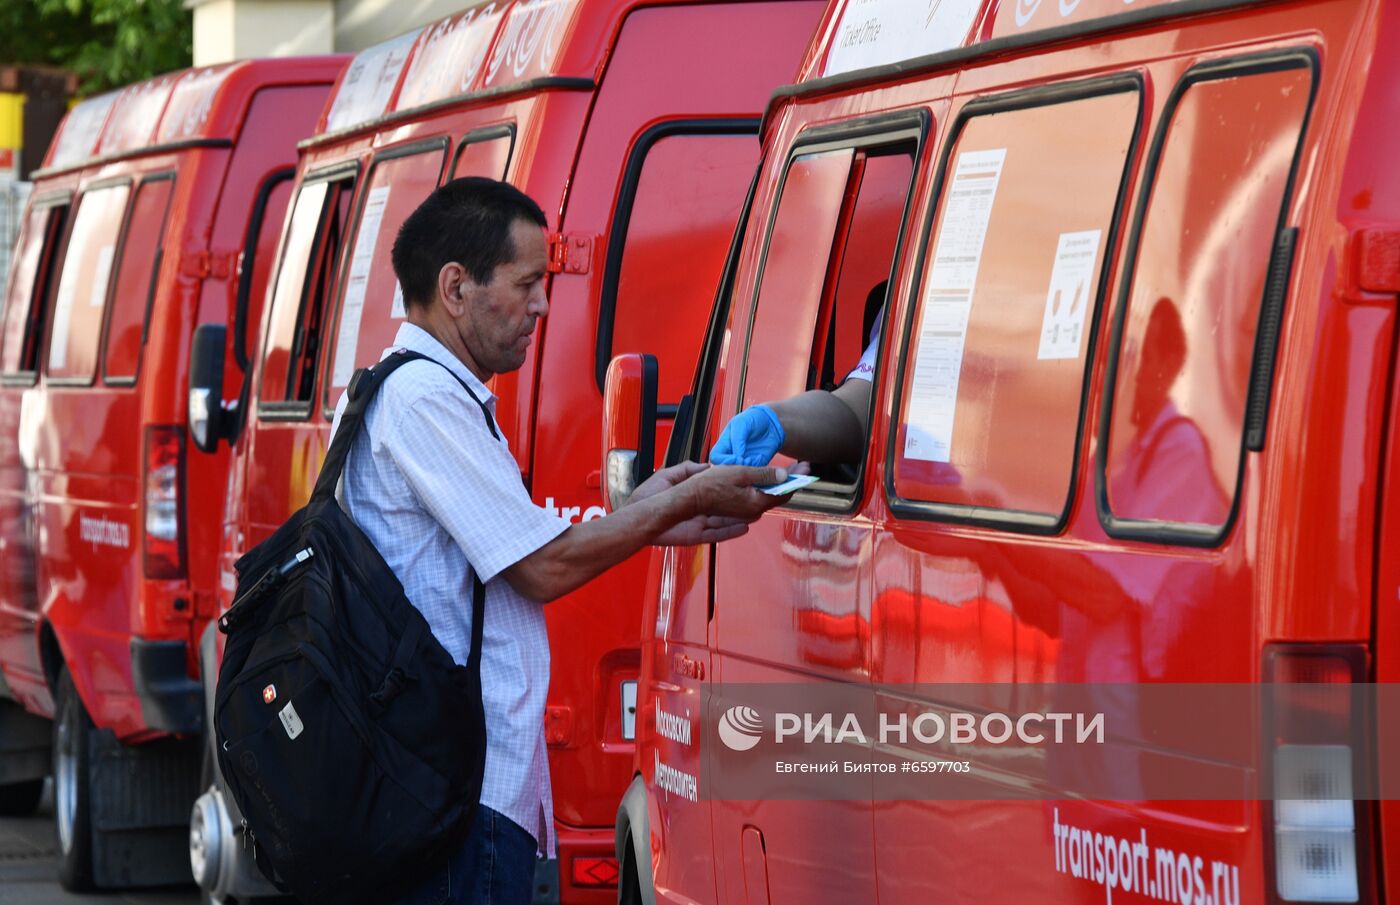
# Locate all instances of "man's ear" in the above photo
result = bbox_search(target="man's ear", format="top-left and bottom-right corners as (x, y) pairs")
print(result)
(438, 262), (470, 317)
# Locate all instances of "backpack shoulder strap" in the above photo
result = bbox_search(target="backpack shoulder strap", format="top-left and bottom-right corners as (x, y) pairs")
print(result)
(310, 349), (497, 503)
(309, 348), (494, 674)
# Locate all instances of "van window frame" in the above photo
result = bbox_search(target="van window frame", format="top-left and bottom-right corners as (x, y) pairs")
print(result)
(594, 117), (761, 401)
(256, 159), (361, 422)
(883, 73), (1145, 535)
(45, 175), (134, 389)
(734, 111), (928, 517)
(448, 123), (516, 180)
(234, 167), (298, 375)
(667, 166), (763, 470)
(1094, 49), (1318, 549)
(319, 136), (451, 421)
(101, 170), (176, 387)
(0, 190), (71, 386)
(225, 167), (297, 440)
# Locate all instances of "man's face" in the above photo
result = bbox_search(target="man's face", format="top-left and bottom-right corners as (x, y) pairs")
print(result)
(458, 218), (549, 376)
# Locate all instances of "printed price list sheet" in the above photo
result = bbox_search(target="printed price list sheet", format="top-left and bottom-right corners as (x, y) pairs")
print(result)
(903, 148), (1005, 463)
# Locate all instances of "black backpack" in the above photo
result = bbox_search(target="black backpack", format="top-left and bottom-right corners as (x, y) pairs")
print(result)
(214, 350), (493, 905)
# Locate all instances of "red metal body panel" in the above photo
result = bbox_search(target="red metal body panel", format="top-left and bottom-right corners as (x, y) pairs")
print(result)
(212, 1), (822, 899)
(630, 0), (1400, 901)
(0, 59), (343, 737)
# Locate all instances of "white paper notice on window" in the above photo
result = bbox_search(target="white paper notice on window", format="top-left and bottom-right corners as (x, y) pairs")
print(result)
(88, 246), (115, 307)
(48, 274), (79, 370)
(390, 282), (405, 319)
(1037, 230), (1101, 360)
(903, 148), (1006, 464)
(331, 185), (390, 387)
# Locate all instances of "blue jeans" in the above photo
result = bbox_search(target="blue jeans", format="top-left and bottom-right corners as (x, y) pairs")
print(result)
(396, 805), (538, 905)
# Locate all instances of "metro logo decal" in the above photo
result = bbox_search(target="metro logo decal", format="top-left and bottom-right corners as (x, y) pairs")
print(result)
(484, 0), (574, 85)
(543, 497), (606, 524)
(655, 699), (693, 746)
(1052, 809), (1241, 905)
(995, 0), (1187, 37)
(78, 513), (130, 551)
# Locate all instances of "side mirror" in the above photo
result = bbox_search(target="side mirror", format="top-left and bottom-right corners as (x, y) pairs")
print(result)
(189, 323), (228, 454)
(601, 353), (658, 511)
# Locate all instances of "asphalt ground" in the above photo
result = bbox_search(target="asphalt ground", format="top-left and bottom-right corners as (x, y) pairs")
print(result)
(0, 781), (198, 905)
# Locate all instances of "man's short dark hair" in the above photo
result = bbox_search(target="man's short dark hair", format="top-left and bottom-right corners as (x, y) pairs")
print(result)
(391, 177), (547, 310)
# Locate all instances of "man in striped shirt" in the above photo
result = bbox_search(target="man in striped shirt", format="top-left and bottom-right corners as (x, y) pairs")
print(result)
(330, 177), (784, 905)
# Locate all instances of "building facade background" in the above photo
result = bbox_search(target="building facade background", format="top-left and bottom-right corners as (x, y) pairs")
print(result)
(186, 0), (470, 64)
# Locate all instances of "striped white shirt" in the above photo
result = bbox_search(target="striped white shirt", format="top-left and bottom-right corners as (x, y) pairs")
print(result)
(329, 322), (569, 855)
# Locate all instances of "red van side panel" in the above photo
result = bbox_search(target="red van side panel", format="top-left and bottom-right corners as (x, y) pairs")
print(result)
(636, 0), (1393, 903)
(534, 0), (822, 834)
(36, 84), (332, 737)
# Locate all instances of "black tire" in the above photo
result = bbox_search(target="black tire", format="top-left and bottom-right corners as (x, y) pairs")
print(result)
(52, 668), (95, 891)
(194, 740), (293, 905)
(618, 832), (644, 905)
(0, 777), (44, 816)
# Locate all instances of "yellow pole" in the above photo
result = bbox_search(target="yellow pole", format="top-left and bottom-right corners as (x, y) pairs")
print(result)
(0, 92), (24, 158)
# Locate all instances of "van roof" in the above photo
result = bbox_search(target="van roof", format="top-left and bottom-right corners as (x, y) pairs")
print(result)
(303, 0), (679, 148)
(37, 56), (347, 178)
(792, 0), (1275, 89)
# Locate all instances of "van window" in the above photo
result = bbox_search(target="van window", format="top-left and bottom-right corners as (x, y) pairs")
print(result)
(891, 86), (1139, 525)
(104, 174), (174, 382)
(739, 149), (852, 412)
(258, 173), (355, 412)
(237, 174), (296, 377)
(47, 183), (131, 382)
(604, 131), (759, 404)
(1103, 61), (1312, 534)
(452, 129), (513, 180)
(1, 201), (67, 377)
(739, 137), (917, 484)
(322, 144), (447, 411)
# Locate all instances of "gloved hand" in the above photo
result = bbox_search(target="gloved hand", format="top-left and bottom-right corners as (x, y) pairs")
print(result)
(710, 404), (785, 466)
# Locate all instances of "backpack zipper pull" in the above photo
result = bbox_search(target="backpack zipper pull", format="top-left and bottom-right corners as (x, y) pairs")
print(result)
(220, 548), (316, 633)
(279, 547), (315, 575)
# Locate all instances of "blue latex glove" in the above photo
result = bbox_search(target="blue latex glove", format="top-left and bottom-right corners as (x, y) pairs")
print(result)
(710, 404), (785, 466)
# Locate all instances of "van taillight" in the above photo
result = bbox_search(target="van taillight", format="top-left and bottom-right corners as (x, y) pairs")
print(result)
(144, 426), (186, 579)
(1265, 645), (1371, 904)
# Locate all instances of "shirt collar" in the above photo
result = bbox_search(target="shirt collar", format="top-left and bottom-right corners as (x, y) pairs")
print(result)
(389, 322), (498, 406)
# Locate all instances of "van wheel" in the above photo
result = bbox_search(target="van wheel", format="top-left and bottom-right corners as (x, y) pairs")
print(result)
(0, 778), (43, 816)
(53, 668), (95, 891)
(619, 831), (643, 905)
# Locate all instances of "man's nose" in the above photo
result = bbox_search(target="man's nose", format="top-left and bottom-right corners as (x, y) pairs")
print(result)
(529, 284), (549, 318)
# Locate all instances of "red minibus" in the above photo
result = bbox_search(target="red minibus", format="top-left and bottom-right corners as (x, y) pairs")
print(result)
(0, 59), (341, 889)
(184, 1), (822, 901)
(608, 0), (1400, 901)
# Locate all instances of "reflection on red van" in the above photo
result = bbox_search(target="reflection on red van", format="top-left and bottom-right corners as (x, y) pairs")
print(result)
(185, 1), (822, 901)
(0, 59), (341, 889)
(612, 0), (1400, 901)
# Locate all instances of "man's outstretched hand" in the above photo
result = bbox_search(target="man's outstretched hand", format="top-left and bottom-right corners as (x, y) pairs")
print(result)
(630, 461), (789, 545)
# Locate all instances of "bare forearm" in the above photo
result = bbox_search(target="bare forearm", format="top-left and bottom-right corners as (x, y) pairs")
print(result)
(503, 488), (693, 602)
(769, 389), (866, 464)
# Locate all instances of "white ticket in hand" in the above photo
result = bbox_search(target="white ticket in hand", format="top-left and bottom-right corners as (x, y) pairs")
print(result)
(761, 474), (819, 495)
